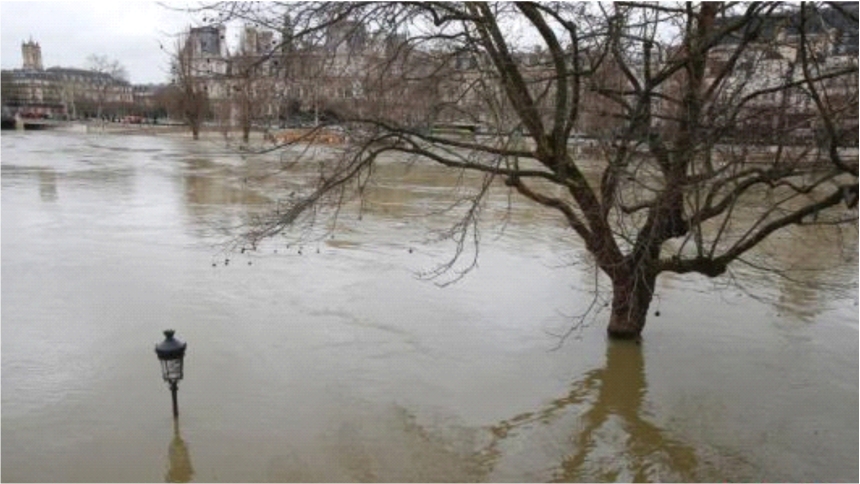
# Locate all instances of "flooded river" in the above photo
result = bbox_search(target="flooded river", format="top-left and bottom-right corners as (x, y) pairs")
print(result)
(2, 131), (857, 482)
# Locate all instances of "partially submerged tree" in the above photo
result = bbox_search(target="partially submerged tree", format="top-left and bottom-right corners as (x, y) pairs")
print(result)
(164, 38), (211, 140)
(209, 2), (858, 339)
(231, 37), (280, 143)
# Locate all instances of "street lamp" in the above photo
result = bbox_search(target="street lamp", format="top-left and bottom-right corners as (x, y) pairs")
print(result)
(155, 330), (187, 418)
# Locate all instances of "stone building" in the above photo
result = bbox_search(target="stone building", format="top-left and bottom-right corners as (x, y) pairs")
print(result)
(1, 40), (133, 119)
(701, 3), (859, 144)
(178, 21), (422, 129)
(173, 25), (231, 120)
(22, 39), (43, 70)
(185, 25), (230, 80)
(175, 6), (855, 141)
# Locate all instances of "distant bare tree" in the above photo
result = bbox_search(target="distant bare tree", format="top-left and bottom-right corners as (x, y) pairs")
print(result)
(86, 54), (128, 122)
(231, 49), (279, 143)
(164, 39), (210, 140)
(207, 2), (857, 339)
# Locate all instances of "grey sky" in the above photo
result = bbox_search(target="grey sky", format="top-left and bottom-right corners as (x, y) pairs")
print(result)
(1, 1), (205, 84)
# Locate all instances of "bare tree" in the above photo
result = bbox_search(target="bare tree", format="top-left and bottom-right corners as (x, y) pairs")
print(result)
(209, 2), (857, 339)
(231, 42), (280, 143)
(86, 54), (128, 122)
(164, 38), (210, 140)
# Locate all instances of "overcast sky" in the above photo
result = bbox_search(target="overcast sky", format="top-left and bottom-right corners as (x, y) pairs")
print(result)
(1, 1), (209, 84)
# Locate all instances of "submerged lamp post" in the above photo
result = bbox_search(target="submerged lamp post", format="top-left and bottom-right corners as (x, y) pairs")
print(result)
(155, 330), (187, 419)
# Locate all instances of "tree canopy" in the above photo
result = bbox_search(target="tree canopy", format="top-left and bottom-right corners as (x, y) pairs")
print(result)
(200, 1), (858, 338)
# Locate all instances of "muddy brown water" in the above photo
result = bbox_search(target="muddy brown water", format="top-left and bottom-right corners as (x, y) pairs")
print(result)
(2, 131), (857, 482)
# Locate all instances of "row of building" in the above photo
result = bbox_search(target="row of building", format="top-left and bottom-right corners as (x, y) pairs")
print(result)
(1, 40), (166, 120)
(174, 4), (856, 143)
(3, 4), (856, 141)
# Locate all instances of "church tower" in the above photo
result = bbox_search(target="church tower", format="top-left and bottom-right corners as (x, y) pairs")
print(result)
(22, 39), (43, 71)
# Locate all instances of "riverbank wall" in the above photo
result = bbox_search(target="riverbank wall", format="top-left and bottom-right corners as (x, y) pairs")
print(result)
(12, 122), (859, 161)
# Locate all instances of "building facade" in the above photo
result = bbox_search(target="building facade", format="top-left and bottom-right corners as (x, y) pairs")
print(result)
(173, 5), (855, 141)
(1, 40), (134, 119)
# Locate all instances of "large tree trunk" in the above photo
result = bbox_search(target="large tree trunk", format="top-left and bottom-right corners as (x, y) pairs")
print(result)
(607, 269), (657, 340)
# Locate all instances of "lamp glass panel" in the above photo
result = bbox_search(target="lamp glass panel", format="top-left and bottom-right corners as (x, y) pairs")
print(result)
(162, 358), (183, 381)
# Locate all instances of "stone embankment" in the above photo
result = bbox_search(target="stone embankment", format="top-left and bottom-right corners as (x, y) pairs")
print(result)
(34, 122), (860, 161)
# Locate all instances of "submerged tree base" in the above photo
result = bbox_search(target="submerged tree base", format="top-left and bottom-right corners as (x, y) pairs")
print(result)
(604, 273), (654, 340)
(607, 312), (646, 340)
(607, 326), (643, 341)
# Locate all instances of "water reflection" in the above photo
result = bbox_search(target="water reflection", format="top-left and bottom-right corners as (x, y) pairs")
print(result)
(183, 158), (270, 207)
(181, 157), (273, 239)
(165, 420), (194, 483)
(740, 224), (858, 322)
(1, 162), (134, 197)
(38, 168), (58, 202)
(487, 341), (699, 482)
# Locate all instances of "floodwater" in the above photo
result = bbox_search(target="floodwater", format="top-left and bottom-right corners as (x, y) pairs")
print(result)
(2, 131), (857, 482)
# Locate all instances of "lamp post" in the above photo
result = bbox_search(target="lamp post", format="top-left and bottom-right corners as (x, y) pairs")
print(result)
(155, 330), (187, 419)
